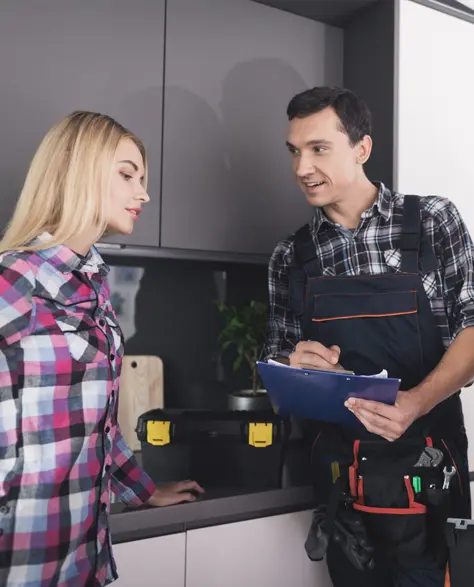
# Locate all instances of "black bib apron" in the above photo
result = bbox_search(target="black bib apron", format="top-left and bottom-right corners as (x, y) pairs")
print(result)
(289, 196), (471, 583)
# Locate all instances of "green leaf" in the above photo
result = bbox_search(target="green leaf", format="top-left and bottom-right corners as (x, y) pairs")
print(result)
(233, 354), (243, 371)
(217, 298), (269, 382)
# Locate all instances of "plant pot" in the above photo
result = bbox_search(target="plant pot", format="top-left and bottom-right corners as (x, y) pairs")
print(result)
(227, 388), (272, 411)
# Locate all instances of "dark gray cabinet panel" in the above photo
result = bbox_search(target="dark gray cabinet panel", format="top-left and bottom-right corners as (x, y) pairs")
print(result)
(344, 0), (395, 188)
(252, 0), (380, 27)
(161, 0), (343, 256)
(0, 0), (164, 247)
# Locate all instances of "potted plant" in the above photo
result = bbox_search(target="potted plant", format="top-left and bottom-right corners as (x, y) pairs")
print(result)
(217, 300), (271, 411)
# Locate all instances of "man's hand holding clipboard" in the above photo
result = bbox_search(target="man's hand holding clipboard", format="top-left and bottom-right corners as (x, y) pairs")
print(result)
(257, 343), (400, 426)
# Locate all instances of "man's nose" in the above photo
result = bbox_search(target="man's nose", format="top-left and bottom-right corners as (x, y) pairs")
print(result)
(295, 154), (315, 178)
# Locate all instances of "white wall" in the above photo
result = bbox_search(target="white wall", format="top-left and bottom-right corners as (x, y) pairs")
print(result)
(395, 0), (474, 471)
(395, 0), (474, 223)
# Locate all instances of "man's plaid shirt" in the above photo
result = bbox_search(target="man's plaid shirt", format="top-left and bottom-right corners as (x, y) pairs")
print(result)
(264, 183), (474, 360)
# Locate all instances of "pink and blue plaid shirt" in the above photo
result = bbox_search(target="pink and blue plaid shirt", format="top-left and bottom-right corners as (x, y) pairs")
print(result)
(0, 234), (155, 586)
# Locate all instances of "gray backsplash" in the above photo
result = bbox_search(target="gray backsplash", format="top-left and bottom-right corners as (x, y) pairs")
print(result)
(104, 255), (268, 409)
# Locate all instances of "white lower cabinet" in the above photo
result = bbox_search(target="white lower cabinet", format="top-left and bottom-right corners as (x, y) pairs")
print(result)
(111, 511), (332, 587)
(185, 510), (332, 587)
(112, 533), (186, 587)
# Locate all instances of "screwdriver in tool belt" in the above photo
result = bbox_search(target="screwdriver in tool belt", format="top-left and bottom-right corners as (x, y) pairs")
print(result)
(412, 476), (422, 494)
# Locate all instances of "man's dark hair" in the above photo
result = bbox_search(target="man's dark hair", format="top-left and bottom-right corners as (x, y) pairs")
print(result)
(287, 86), (372, 146)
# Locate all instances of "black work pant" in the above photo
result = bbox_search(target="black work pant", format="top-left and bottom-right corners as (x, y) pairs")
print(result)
(326, 541), (445, 587)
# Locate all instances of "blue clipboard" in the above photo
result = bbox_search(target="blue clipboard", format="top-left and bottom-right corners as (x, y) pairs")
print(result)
(256, 361), (400, 426)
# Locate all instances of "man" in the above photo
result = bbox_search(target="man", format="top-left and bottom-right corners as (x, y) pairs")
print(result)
(263, 86), (474, 587)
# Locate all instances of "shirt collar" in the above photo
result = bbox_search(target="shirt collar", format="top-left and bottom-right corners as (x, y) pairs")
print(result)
(310, 181), (392, 235)
(31, 232), (110, 275)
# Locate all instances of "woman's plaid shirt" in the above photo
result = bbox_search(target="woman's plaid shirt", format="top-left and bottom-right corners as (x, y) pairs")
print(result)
(0, 236), (155, 586)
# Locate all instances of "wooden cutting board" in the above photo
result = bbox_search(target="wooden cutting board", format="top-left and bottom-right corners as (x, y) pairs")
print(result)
(118, 355), (164, 451)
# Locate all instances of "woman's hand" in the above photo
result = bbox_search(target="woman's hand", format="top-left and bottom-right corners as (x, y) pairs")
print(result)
(146, 480), (205, 507)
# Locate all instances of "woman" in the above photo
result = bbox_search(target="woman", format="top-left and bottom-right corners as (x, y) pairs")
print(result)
(0, 111), (203, 586)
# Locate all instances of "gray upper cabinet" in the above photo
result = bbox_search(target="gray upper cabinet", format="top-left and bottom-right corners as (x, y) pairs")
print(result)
(0, 0), (164, 248)
(252, 0), (382, 27)
(161, 0), (343, 256)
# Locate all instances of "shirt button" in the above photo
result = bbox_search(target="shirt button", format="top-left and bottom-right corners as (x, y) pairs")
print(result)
(105, 426), (110, 434)
(0, 506), (9, 515)
(110, 354), (115, 361)
(99, 319), (106, 327)
(105, 464), (111, 472)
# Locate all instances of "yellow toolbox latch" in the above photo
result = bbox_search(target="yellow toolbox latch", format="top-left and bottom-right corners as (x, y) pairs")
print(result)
(248, 422), (273, 448)
(147, 421), (171, 446)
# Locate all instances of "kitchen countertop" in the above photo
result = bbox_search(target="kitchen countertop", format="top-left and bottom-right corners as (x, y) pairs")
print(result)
(110, 484), (315, 544)
(111, 472), (474, 544)
(110, 469), (474, 545)
(110, 435), (315, 544)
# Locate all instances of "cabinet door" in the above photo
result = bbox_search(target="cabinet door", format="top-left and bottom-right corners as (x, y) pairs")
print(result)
(113, 533), (185, 587)
(161, 0), (343, 255)
(185, 511), (332, 587)
(0, 0), (164, 247)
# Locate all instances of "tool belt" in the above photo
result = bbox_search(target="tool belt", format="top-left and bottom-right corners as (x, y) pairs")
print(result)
(305, 430), (466, 570)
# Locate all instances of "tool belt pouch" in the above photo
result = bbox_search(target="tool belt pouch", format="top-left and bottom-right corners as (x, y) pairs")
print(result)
(349, 437), (454, 568)
(305, 484), (375, 572)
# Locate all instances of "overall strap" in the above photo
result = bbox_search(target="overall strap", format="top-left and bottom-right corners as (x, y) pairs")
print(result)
(400, 195), (421, 274)
(289, 224), (321, 316)
(293, 224), (320, 268)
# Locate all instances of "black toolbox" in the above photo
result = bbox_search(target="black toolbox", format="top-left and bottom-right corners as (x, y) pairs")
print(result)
(136, 409), (291, 491)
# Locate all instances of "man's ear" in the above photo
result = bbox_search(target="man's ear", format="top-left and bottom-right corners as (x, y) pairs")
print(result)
(356, 135), (373, 165)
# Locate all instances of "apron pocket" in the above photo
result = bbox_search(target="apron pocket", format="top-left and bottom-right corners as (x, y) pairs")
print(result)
(312, 290), (417, 323)
(355, 509), (428, 565)
(349, 438), (448, 568)
(310, 289), (422, 382)
(353, 476), (429, 566)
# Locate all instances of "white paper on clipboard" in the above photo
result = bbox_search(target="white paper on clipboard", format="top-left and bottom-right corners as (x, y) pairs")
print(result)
(267, 359), (388, 379)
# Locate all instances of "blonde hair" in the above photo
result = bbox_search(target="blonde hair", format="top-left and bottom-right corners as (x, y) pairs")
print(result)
(0, 111), (147, 253)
